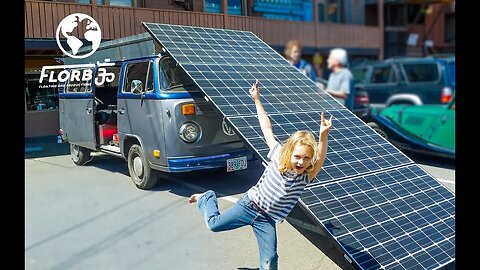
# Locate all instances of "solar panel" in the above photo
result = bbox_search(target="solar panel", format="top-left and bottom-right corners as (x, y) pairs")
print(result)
(142, 23), (455, 269)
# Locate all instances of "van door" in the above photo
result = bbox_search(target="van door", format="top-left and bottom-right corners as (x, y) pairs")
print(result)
(59, 67), (97, 150)
(117, 60), (163, 158)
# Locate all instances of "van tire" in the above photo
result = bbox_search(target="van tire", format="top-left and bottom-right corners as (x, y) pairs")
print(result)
(368, 122), (388, 140)
(127, 144), (158, 190)
(70, 144), (92, 166)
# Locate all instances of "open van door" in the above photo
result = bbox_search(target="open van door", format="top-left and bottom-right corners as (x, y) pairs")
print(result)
(59, 67), (97, 150)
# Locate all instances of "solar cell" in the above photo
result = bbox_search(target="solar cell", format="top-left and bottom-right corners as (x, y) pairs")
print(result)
(142, 23), (455, 270)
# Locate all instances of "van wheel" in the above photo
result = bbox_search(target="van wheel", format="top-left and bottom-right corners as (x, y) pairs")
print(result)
(70, 144), (91, 165)
(127, 144), (158, 190)
(368, 122), (388, 140)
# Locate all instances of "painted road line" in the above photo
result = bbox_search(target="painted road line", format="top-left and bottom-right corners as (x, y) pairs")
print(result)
(167, 177), (324, 235)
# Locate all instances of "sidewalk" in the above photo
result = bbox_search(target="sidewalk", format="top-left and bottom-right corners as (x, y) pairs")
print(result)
(25, 136), (70, 159)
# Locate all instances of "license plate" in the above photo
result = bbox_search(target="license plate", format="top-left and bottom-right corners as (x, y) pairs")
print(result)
(226, 156), (247, 172)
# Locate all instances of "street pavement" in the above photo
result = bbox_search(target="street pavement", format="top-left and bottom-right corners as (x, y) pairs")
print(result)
(25, 140), (455, 270)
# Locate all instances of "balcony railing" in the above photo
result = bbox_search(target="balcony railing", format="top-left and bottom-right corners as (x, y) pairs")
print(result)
(25, 0), (381, 49)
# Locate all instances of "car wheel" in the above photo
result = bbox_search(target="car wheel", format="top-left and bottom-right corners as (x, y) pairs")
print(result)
(127, 144), (158, 190)
(368, 122), (388, 140)
(70, 144), (92, 165)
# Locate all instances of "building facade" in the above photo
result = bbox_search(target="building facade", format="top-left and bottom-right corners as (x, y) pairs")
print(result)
(365, 0), (455, 58)
(25, 0), (382, 137)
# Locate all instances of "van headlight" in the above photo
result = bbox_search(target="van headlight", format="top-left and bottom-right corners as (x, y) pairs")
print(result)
(179, 122), (201, 143)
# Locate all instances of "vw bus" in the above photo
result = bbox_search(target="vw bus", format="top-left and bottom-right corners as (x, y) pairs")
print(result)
(58, 33), (254, 189)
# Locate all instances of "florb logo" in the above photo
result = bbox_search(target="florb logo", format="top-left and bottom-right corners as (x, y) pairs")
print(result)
(56, 13), (101, 59)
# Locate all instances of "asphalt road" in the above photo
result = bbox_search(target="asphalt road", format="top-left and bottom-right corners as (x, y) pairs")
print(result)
(25, 146), (455, 270)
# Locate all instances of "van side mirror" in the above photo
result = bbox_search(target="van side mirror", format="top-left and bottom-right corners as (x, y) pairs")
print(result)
(131, 80), (143, 95)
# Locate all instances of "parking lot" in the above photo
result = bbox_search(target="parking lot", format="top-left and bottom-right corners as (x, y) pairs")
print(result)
(25, 140), (455, 270)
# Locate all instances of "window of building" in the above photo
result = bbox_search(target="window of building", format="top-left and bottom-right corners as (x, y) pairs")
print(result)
(326, 0), (344, 23)
(205, 0), (244, 16)
(98, 0), (135, 7)
(444, 13), (455, 43)
(407, 4), (426, 24)
(386, 4), (406, 27)
(25, 73), (59, 111)
(317, 3), (325, 22)
(402, 63), (439, 83)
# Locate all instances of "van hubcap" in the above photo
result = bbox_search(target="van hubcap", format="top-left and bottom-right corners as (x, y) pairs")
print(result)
(133, 156), (144, 177)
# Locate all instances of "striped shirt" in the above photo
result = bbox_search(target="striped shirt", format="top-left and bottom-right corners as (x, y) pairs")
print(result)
(247, 142), (310, 223)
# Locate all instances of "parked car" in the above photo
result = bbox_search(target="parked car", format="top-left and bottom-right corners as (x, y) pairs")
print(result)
(366, 96), (455, 159)
(317, 77), (370, 120)
(352, 56), (455, 111)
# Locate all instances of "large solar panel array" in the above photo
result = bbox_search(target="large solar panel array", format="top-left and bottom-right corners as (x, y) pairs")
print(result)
(142, 23), (455, 269)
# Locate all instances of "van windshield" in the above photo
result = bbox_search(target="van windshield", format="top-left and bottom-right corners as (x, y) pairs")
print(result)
(159, 57), (192, 91)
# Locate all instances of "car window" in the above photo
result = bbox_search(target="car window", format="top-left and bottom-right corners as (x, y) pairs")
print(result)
(123, 62), (150, 94)
(352, 67), (368, 84)
(370, 65), (394, 84)
(402, 63), (439, 82)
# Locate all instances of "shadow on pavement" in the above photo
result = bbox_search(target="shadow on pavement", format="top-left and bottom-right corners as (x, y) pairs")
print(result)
(404, 150), (455, 170)
(286, 205), (357, 270)
(150, 160), (265, 198)
(25, 136), (70, 159)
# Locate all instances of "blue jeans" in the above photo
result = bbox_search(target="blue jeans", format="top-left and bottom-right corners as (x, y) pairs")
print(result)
(197, 190), (278, 270)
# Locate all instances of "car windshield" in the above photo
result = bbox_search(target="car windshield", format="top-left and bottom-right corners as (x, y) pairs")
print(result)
(159, 57), (192, 91)
(448, 62), (455, 84)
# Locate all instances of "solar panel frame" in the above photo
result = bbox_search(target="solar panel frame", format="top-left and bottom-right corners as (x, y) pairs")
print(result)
(141, 22), (455, 270)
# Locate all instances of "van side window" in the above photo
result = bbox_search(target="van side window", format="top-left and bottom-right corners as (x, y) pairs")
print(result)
(402, 63), (439, 82)
(123, 62), (149, 94)
(370, 65), (395, 84)
(95, 65), (121, 107)
(66, 68), (94, 93)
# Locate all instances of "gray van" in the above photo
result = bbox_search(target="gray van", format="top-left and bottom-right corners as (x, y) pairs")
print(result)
(58, 33), (254, 189)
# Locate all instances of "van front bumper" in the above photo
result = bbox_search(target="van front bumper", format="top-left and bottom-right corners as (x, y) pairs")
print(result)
(167, 149), (256, 172)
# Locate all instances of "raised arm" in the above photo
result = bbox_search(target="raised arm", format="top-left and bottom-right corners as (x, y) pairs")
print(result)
(309, 112), (333, 180)
(249, 80), (277, 150)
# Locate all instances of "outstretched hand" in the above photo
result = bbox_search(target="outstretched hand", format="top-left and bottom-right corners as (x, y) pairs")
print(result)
(319, 112), (333, 136)
(249, 79), (260, 101)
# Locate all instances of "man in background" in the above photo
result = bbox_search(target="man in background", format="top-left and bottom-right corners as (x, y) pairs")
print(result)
(323, 48), (354, 110)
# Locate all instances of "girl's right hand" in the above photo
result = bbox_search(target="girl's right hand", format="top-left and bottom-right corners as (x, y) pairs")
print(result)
(249, 79), (260, 101)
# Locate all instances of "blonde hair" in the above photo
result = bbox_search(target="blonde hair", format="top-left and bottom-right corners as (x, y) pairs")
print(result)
(278, 130), (317, 179)
(284, 40), (302, 60)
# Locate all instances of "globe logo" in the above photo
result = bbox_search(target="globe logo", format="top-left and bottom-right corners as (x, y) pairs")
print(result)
(55, 13), (101, 59)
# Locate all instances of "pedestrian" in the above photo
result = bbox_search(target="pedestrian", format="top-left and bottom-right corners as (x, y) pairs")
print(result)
(312, 51), (324, 79)
(284, 40), (317, 82)
(324, 48), (354, 110)
(189, 80), (333, 270)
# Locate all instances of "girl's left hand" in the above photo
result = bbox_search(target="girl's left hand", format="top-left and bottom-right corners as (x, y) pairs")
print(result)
(319, 112), (333, 136)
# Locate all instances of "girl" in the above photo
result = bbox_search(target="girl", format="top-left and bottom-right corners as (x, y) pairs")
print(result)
(189, 80), (333, 270)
